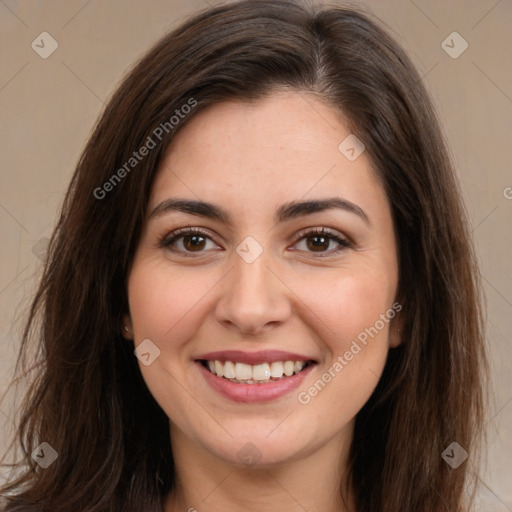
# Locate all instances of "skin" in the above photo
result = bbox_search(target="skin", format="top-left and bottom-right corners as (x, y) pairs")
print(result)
(124, 89), (403, 512)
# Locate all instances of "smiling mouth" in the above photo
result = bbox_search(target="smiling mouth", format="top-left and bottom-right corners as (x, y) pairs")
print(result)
(199, 359), (316, 384)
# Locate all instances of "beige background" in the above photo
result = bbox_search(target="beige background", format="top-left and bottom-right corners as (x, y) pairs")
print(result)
(0, 0), (511, 509)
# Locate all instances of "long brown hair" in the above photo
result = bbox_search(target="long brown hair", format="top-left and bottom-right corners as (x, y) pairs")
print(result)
(0, 1), (488, 510)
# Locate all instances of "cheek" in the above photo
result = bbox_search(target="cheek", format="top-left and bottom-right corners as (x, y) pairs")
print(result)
(294, 270), (394, 419)
(295, 267), (395, 351)
(127, 261), (207, 345)
(126, 261), (206, 422)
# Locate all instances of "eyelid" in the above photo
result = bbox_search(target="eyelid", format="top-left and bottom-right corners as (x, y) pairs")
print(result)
(293, 226), (351, 245)
(158, 226), (218, 251)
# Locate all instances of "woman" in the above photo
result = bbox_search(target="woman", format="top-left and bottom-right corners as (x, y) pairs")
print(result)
(0, 1), (488, 511)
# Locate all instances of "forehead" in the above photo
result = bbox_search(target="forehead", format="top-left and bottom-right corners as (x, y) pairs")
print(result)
(149, 91), (387, 221)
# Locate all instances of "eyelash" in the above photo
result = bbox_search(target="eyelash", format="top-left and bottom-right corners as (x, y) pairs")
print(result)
(158, 226), (352, 257)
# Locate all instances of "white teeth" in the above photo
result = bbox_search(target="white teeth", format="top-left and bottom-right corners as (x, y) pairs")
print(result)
(235, 362), (253, 380)
(269, 361), (284, 378)
(204, 359), (310, 382)
(215, 360), (224, 378)
(252, 363), (270, 381)
(223, 360), (236, 379)
(283, 361), (295, 377)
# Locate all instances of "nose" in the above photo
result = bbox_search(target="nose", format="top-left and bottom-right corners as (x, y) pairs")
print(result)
(214, 247), (291, 336)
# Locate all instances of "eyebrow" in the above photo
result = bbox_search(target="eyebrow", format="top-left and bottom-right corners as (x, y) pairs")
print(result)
(148, 196), (370, 226)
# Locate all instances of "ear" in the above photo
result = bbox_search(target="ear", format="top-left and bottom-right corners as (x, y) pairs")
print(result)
(122, 314), (133, 340)
(387, 302), (405, 349)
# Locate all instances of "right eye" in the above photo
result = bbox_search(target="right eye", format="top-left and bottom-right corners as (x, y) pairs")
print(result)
(159, 227), (221, 255)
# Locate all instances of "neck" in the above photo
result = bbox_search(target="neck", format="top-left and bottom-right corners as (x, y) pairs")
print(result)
(164, 422), (355, 512)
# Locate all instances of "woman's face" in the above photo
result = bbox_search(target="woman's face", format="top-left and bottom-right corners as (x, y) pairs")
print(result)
(125, 90), (401, 467)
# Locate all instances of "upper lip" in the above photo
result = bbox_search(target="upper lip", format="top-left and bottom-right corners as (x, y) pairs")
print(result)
(194, 350), (316, 366)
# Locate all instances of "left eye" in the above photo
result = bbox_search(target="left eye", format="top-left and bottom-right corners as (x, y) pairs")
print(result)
(159, 227), (351, 256)
(293, 227), (351, 255)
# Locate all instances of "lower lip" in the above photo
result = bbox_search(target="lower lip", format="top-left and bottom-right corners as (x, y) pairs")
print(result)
(196, 361), (315, 403)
